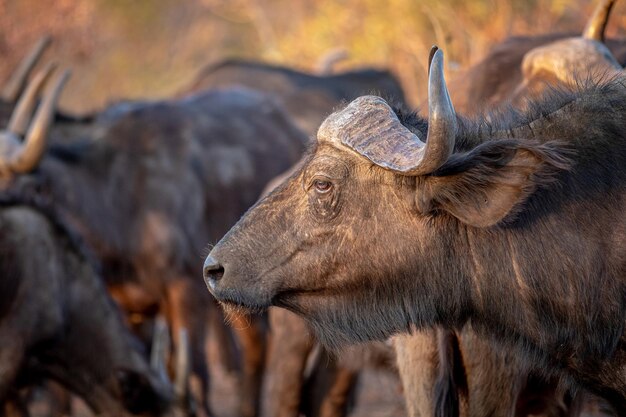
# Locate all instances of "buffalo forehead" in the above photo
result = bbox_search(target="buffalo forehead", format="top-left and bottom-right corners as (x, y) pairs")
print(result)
(317, 95), (425, 172)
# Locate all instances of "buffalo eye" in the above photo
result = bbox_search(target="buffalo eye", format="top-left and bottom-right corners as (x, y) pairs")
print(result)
(313, 179), (332, 193)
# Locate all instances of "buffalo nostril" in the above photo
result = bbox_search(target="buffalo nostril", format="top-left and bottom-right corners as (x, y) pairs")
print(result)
(203, 256), (225, 291)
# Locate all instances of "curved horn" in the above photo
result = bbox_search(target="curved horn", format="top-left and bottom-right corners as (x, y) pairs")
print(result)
(7, 62), (57, 137)
(174, 328), (190, 400)
(428, 45), (438, 73)
(583, 0), (617, 42)
(7, 69), (70, 174)
(417, 47), (458, 175)
(320, 48), (456, 175)
(1, 36), (52, 103)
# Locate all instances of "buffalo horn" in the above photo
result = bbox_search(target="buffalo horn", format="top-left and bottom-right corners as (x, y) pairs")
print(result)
(323, 47), (456, 175)
(583, 0), (616, 42)
(413, 47), (458, 175)
(7, 62), (57, 137)
(1, 36), (52, 103)
(316, 48), (349, 75)
(6, 69), (70, 174)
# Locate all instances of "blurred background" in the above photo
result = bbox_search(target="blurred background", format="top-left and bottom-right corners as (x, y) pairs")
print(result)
(1, 2), (624, 417)
(3, 0), (626, 113)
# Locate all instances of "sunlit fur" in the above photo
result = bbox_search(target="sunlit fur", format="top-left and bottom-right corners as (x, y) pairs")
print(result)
(207, 77), (626, 410)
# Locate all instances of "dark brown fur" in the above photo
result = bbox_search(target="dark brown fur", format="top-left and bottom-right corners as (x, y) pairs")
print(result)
(4, 88), (307, 417)
(0, 194), (173, 416)
(260, 173), (396, 417)
(402, 26), (626, 417)
(205, 79), (626, 413)
(182, 60), (407, 136)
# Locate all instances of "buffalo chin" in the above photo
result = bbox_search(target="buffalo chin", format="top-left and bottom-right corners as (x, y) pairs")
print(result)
(218, 298), (267, 318)
(273, 291), (408, 352)
(211, 287), (271, 316)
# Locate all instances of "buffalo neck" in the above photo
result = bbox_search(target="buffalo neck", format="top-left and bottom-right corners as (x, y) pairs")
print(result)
(401, 167), (626, 375)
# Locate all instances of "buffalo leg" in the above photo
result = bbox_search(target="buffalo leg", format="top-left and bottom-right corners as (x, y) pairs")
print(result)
(318, 366), (357, 417)
(262, 308), (314, 417)
(167, 277), (213, 417)
(230, 313), (266, 417)
(208, 306), (239, 375)
(302, 350), (358, 417)
(393, 329), (439, 417)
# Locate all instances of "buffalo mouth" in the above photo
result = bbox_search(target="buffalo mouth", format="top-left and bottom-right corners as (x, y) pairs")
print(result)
(215, 288), (312, 316)
(216, 296), (268, 316)
(211, 287), (271, 315)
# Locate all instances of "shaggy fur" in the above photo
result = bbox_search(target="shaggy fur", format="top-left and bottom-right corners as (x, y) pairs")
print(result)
(206, 77), (626, 412)
(0, 195), (174, 415)
(4, 87), (307, 417)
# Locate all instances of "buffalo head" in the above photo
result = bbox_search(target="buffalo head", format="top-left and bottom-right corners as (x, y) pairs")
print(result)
(204, 48), (573, 348)
(521, 0), (622, 87)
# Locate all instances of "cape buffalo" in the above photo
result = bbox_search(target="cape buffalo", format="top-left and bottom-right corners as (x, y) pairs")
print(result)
(0, 68), (182, 417)
(0, 63), (307, 416)
(451, 0), (626, 115)
(184, 59), (406, 136)
(0, 195), (177, 417)
(204, 47), (626, 413)
(262, 2), (625, 416)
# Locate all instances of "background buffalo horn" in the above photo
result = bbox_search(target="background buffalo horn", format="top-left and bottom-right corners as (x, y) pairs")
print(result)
(316, 48), (349, 75)
(6, 69), (70, 174)
(174, 328), (190, 401)
(1, 36), (52, 103)
(150, 316), (171, 385)
(407, 47), (457, 175)
(583, 0), (616, 41)
(8, 62), (57, 137)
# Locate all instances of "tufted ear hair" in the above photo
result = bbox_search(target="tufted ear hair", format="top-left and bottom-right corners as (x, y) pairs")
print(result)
(415, 140), (572, 227)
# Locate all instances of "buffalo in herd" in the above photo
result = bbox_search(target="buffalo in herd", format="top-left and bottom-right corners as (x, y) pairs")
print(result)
(1, 1), (625, 417)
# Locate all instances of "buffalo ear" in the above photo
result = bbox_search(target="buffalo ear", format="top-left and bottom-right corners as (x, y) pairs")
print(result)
(416, 140), (572, 228)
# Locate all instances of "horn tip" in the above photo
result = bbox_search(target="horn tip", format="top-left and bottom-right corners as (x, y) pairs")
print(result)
(42, 61), (58, 73)
(38, 35), (53, 48)
(428, 46), (441, 74)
